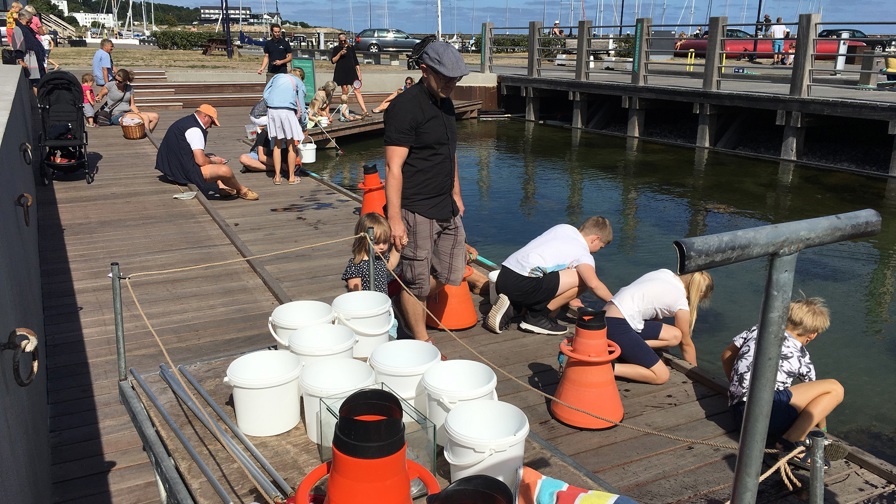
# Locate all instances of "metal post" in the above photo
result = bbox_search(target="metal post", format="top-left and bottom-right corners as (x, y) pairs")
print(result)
(833, 32), (849, 75)
(673, 209), (881, 504)
(367, 227), (376, 291)
(112, 262), (127, 382)
(731, 251), (797, 504)
(808, 430), (826, 503)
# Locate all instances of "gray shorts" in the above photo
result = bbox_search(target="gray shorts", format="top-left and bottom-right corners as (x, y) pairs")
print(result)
(83, 102), (95, 117)
(400, 209), (466, 297)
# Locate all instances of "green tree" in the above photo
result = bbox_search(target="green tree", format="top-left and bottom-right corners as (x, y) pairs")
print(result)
(27, 0), (64, 18)
(65, 15), (79, 27)
(298, 21), (310, 28)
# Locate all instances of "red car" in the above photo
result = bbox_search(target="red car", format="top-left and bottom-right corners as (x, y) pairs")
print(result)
(674, 28), (865, 59)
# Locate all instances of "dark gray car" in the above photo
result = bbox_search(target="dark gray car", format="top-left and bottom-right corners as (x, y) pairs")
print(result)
(355, 29), (421, 53)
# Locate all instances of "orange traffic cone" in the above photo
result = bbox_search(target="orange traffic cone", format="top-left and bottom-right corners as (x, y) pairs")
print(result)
(358, 163), (386, 216)
(551, 309), (623, 429)
(294, 389), (440, 503)
(425, 266), (479, 330)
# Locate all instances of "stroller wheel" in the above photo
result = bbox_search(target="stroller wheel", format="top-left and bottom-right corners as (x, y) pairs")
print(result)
(86, 172), (95, 184)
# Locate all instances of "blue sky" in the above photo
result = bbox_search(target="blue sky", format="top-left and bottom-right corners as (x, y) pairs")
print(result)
(213, 0), (892, 36)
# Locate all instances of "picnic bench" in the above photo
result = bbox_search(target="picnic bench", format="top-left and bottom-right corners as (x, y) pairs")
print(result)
(200, 37), (230, 55)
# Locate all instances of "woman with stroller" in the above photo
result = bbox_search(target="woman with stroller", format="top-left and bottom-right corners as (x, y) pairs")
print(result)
(96, 68), (160, 132)
(10, 9), (45, 90)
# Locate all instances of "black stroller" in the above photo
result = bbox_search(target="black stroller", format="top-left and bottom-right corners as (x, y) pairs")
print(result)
(37, 71), (92, 184)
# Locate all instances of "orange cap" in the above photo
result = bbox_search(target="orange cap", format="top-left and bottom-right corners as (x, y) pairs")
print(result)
(196, 104), (220, 126)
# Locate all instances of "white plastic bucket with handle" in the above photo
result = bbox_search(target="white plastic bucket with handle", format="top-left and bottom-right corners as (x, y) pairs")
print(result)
(298, 139), (316, 164)
(224, 350), (303, 437)
(488, 269), (501, 305)
(369, 339), (441, 403)
(331, 291), (394, 358)
(288, 324), (357, 393)
(299, 359), (376, 444)
(268, 300), (335, 347)
(443, 400), (529, 500)
(422, 360), (498, 445)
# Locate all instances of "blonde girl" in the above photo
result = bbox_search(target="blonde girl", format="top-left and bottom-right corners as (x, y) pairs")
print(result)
(341, 213), (400, 294)
(604, 269), (713, 384)
(307, 80), (337, 126)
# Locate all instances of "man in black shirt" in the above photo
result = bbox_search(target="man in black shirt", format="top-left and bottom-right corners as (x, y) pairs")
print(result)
(384, 41), (469, 344)
(257, 23), (291, 81)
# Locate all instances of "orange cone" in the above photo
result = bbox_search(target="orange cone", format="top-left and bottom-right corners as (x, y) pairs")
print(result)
(425, 266), (479, 330)
(551, 309), (624, 429)
(294, 389), (440, 503)
(358, 164), (386, 216)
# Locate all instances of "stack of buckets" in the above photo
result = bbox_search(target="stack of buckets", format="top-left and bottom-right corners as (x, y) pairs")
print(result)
(230, 296), (531, 501)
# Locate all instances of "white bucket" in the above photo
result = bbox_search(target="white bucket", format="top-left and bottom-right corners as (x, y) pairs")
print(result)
(422, 360), (498, 445)
(288, 323), (357, 374)
(369, 340), (441, 401)
(299, 359), (376, 444)
(268, 300), (335, 347)
(331, 291), (395, 358)
(488, 269), (501, 305)
(318, 117), (330, 127)
(443, 400), (529, 497)
(224, 350), (303, 437)
(298, 141), (316, 164)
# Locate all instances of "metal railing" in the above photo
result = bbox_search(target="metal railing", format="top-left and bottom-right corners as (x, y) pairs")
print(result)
(479, 16), (896, 102)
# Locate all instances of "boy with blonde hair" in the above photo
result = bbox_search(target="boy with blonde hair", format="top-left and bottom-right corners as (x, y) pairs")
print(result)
(722, 296), (846, 466)
(486, 216), (613, 335)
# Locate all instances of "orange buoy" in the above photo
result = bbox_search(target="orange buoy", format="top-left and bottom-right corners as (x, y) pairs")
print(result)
(551, 309), (623, 429)
(425, 266), (479, 330)
(358, 163), (386, 216)
(294, 389), (440, 503)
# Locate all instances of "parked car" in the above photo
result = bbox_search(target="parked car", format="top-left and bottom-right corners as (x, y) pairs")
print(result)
(355, 29), (421, 53)
(674, 28), (866, 59)
(818, 28), (890, 52)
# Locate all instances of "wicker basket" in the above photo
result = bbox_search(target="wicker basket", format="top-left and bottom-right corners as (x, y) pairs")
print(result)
(121, 121), (146, 140)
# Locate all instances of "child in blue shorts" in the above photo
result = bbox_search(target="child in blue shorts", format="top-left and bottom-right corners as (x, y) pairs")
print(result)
(722, 296), (845, 464)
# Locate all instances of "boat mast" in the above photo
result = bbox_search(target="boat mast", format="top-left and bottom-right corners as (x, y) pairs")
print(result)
(438, 0), (442, 40)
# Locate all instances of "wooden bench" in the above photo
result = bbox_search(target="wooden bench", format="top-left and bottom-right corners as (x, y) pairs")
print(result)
(200, 38), (230, 55)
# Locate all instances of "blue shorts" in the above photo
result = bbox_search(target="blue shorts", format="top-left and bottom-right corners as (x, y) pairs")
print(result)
(246, 151), (259, 161)
(772, 40), (784, 53)
(605, 316), (663, 369)
(730, 388), (798, 440)
(110, 113), (125, 125)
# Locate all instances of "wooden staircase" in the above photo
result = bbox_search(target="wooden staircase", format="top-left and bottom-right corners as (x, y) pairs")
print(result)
(132, 70), (394, 112)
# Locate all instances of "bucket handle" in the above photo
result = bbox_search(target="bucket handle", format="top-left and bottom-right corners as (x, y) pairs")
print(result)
(335, 306), (395, 336)
(294, 459), (439, 503)
(442, 445), (502, 468)
(268, 317), (289, 347)
(436, 389), (498, 410)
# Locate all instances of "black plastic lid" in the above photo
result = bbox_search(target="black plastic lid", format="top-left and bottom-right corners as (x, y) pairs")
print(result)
(576, 308), (607, 331)
(362, 163), (379, 175)
(426, 475), (514, 504)
(332, 389), (405, 459)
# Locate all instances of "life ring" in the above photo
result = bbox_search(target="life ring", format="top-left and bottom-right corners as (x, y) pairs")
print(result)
(3, 328), (39, 387)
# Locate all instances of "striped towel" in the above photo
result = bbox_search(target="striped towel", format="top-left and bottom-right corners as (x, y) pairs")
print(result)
(519, 466), (638, 504)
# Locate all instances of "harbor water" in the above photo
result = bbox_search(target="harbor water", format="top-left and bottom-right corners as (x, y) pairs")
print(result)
(309, 119), (896, 465)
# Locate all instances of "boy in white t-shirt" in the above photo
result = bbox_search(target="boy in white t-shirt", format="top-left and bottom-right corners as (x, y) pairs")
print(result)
(485, 216), (613, 335)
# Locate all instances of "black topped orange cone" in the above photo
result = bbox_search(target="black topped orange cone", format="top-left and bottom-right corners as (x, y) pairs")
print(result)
(551, 308), (624, 429)
(295, 389), (440, 503)
(426, 265), (479, 330)
(358, 164), (386, 216)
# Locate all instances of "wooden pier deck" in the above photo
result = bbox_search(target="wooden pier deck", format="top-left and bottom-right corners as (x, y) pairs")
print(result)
(39, 107), (896, 503)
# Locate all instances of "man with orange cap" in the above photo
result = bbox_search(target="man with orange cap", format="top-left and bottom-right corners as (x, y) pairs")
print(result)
(156, 104), (259, 200)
